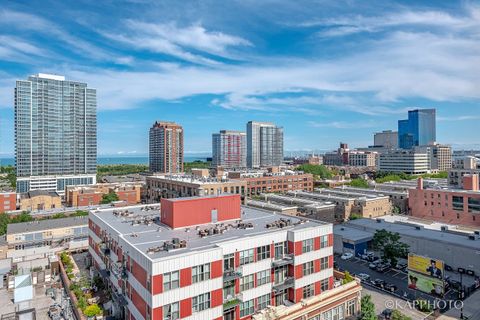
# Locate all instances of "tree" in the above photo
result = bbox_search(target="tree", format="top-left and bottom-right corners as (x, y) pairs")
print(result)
(342, 271), (354, 284)
(391, 310), (412, 320)
(101, 191), (119, 204)
(360, 295), (377, 320)
(83, 304), (102, 317)
(372, 229), (409, 267)
(295, 164), (333, 180)
(349, 178), (369, 188)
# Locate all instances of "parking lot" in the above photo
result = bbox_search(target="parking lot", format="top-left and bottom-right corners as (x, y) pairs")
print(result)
(336, 254), (458, 305)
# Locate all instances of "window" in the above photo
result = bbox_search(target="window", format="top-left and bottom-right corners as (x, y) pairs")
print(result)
(257, 293), (270, 310)
(320, 235), (328, 248)
(257, 270), (270, 286)
(163, 302), (179, 320)
(303, 284), (314, 299)
(346, 299), (356, 316)
(302, 238), (314, 253)
(303, 261), (314, 276)
(163, 271), (179, 291)
(274, 241), (287, 259)
(240, 274), (254, 291)
(192, 292), (210, 312)
(320, 257), (329, 270)
(452, 196), (464, 211)
(192, 263), (210, 283)
(240, 299), (254, 317)
(224, 253), (235, 271)
(256, 245), (271, 261)
(240, 249), (254, 265)
(320, 278), (329, 291)
(468, 197), (480, 213)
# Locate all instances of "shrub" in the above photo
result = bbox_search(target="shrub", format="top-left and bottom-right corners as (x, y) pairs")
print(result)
(84, 304), (102, 317)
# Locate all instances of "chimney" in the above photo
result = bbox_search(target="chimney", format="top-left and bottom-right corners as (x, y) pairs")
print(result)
(463, 174), (479, 191)
(417, 177), (423, 190)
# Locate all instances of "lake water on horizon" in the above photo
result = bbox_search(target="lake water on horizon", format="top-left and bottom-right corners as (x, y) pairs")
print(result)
(0, 156), (208, 166)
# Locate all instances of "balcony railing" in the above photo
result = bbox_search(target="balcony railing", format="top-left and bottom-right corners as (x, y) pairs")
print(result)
(223, 293), (243, 310)
(272, 254), (294, 267)
(111, 290), (128, 307)
(272, 277), (294, 292)
(223, 269), (242, 281)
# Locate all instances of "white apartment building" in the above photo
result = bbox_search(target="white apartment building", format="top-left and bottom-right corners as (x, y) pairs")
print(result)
(378, 150), (430, 174)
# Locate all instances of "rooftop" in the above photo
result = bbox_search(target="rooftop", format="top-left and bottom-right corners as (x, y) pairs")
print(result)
(91, 204), (326, 261)
(20, 190), (60, 199)
(7, 216), (88, 235)
(333, 225), (373, 242)
(148, 174), (242, 185)
(346, 216), (480, 250)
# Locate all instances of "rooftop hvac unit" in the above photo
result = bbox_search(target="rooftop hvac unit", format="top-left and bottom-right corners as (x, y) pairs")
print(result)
(415, 226), (422, 230)
(474, 230), (480, 236)
(376, 219), (382, 223)
(441, 226), (448, 231)
(468, 235), (477, 241)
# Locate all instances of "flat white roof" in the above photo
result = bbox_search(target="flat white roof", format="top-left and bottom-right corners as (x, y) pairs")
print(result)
(36, 73), (65, 81)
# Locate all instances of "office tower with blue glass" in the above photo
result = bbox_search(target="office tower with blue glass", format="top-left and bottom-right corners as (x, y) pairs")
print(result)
(398, 109), (436, 149)
(15, 74), (97, 194)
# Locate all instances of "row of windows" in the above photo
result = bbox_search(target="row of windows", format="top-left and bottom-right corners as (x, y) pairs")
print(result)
(239, 269), (272, 291)
(162, 292), (211, 320)
(239, 293), (270, 317)
(163, 262), (212, 292)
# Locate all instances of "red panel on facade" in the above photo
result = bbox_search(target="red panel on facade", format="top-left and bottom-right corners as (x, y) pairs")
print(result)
(296, 287), (303, 303)
(287, 241), (294, 255)
(160, 194), (241, 228)
(314, 237), (320, 250)
(153, 307), (162, 320)
(132, 260), (148, 289)
(329, 255), (333, 268)
(235, 251), (240, 268)
(180, 267), (192, 287)
(152, 274), (163, 295)
(315, 281), (321, 295)
(294, 241), (302, 256)
(314, 259), (320, 273)
(211, 288), (223, 307)
(328, 233), (334, 246)
(211, 260), (223, 279)
(295, 264), (303, 279)
(329, 276), (334, 290)
(180, 298), (192, 318)
(131, 287), (147, 319)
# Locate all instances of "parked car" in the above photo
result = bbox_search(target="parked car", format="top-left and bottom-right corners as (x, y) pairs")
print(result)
(445, 264), (453, 271)
(369, 260), (382, 269)
(376, 264), (390, 273)
(357, 273), (370, 281)
(384, 283), (397, 292)
(381, 309), (392, 320)
(366, 255), (380, 262)
(373, 279), (386, 288)
(341, 252), (354, 260)
(396, 262), (407, 271)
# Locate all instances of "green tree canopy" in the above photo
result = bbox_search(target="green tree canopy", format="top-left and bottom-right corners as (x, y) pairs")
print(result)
(295, 164), (333, 180)
(372, 229), (409, 267)
(83, 304), (102, 317)
(360, 295), (377, 320)
(101, 192), (119, 204)
(349, 178), (369, 188)
(342, 270), (355, 284)
(391, 309), (412, 320)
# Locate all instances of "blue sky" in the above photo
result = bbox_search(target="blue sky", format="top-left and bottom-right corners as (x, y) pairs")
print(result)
(0, 0), (479, 156)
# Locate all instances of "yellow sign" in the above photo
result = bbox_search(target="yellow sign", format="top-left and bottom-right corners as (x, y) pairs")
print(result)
(408, 254), (444, 279)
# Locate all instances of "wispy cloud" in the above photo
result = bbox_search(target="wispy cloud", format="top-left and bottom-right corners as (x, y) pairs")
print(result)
(102, 21), (251, 65)
(438, 115), (480, 121)
(308, 120), (378, 129)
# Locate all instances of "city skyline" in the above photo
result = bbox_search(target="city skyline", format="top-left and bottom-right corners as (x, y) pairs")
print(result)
(1, 1), (480, 156)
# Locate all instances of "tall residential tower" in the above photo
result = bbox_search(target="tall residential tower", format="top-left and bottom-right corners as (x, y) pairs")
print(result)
(15, 74), (97, 193)
(398, 109), (436, 149)
(149, 121), (184, 173)
(212, 130), (246, 169)
(246, 121), (283, 168)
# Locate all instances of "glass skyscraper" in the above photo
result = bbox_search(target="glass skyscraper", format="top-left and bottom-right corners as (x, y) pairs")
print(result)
(246, 121), (283, 168)
(398, 109), (436, 149)
(15, 74), (97, 193)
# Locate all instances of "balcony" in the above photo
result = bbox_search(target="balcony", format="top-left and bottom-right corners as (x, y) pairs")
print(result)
(272, 277), (294, 292)
(100, 243), (110, 255)
(272, 254), (294, 267)
(111, 290), (128, 307)
(223, 293), (243, 310)
(223, 269), (242, 281)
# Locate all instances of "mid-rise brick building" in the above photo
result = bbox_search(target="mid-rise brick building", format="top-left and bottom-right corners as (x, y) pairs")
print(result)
(0, 192), (16, 213)
(66, 183), (143, 207)
(409, 175), (480, 227)
(88, 194), (361, 320)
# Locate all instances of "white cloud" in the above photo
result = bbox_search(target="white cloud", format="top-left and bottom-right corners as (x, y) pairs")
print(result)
(308, 120), (378, 129)
(438, 115), (480, 121)
(102, 21), (251, 65)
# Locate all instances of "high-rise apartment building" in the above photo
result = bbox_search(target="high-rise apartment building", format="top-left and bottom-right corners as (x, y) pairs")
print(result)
(15, 74), (97, 194)
(212, 130), (246, 169)
(149, 121), (184, 173)
(373, 130), (398, 148)
(415, 144), (452, 172)
(246, 121), (283, 168)
(398, 109), (436, 149)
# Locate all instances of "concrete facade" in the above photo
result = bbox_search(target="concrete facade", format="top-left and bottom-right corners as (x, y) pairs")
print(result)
(19, 190), (62, 212)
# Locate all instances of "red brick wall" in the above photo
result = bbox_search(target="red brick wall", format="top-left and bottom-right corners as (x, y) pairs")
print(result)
(0, 193), (16, 213)
(131, 287), (147, 319)
(132, 260), (148, 289)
